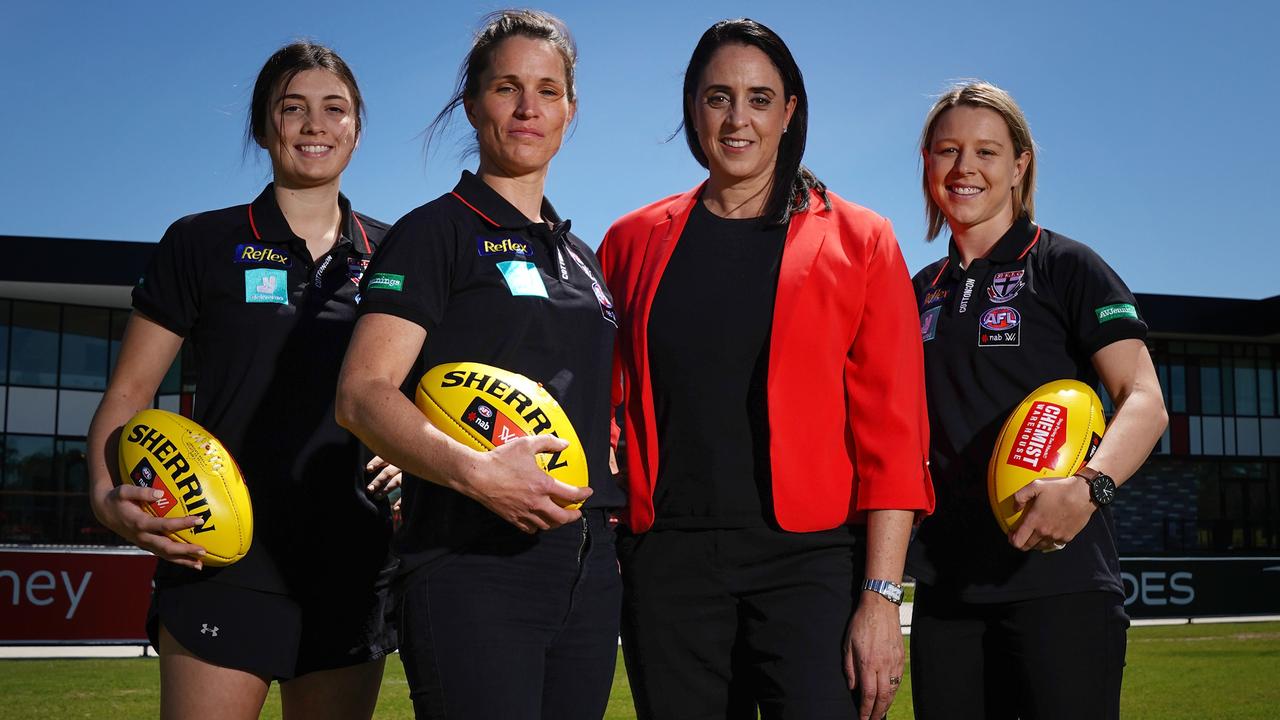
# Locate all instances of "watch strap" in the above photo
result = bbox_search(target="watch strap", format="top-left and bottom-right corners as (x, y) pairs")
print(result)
(862, 579), (904, 606)
(1075, 466), (1101, 482)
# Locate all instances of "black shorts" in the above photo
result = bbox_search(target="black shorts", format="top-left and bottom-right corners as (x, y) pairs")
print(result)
(147, 569), (397, 681)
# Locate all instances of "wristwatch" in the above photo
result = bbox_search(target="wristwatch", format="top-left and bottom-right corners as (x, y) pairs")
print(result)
(1075, 466), (1116, 507)
(862, 579), (904, 606)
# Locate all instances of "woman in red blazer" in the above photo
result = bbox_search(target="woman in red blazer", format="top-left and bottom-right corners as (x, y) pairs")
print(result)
(598, 18), (934, 720)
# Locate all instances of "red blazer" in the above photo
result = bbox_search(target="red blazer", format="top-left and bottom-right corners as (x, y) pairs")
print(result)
(598, 185), (935, 533)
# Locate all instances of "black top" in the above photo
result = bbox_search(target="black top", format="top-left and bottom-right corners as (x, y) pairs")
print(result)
(905, 216), (1147, 602)
(133, 184), (394, 595)
(647, 201), (786, 529)
(357, 171), (621, 577)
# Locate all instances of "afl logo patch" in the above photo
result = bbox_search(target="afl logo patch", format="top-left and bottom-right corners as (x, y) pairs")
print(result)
(980, 306), (1020, 331)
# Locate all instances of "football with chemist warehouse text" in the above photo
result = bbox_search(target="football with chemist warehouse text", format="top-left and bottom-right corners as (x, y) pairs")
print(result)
(117, 409), (253, 566)
(988, 380), (1106, 534)
(415, 362), (588, 509)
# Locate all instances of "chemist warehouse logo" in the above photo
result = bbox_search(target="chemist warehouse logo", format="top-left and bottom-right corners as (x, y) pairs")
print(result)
(1005, 401), (1067, 471)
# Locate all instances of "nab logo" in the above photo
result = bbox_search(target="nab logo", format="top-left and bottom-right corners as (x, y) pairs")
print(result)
(980, 306), (1021, 331)
(462, 397), (498, 441)
(130, 458), (177, 516)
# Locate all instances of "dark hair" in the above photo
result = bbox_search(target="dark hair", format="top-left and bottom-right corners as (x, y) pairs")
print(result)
(246, 41), (365, 151)
(426, 9), (578, 155)
(681, 18), (828, 225)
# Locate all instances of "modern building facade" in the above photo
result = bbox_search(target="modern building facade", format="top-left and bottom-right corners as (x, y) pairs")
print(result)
(2, 235), (1277, 557)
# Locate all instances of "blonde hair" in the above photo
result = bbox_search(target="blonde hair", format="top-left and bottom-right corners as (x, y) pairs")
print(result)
(919, 81), (1037, 240)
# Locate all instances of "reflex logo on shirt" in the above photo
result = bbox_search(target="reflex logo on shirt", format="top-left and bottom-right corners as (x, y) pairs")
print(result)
(244, 269), (288, 304)
(234, 244), (291, 268)
(1095, 303), (1138, 324)
(477, 236), (533, 257)
(497, 261), (548, 298)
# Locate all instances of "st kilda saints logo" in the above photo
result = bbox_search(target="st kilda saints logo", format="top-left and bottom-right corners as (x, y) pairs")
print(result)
(987, 269), (1025, 303)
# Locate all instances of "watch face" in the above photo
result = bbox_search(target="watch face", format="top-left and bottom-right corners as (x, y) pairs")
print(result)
(1091, 476), (1116, 505)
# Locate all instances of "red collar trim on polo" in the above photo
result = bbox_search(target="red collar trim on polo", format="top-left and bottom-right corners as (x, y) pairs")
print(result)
(450, 191), (501, 227)
(352, 213), (371, 254)
(1016, 225), (1042, 260)
(248, 194), (371, 254)
(248, 204), (262, 240)
(929, 259), (950, 288)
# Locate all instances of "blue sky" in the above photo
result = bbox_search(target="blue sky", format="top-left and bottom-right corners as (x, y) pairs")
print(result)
(5, 1), (1276, 299)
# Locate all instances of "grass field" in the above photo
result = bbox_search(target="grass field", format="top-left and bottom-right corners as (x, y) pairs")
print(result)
(2, 622), (1276, 719)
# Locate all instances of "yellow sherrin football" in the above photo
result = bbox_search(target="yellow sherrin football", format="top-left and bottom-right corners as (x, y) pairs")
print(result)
(988, 380), (1106, 533)
(415, 362), (589, 509)
(118, 409), (253, 566)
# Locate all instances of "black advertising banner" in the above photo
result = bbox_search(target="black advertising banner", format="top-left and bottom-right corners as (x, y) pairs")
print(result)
(1119, 557), (1280, 619)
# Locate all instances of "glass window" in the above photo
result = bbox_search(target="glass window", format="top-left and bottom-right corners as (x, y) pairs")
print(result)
(54, 439), (88, 493)
(57, 390), (102, 437)
(10, 302), (59, 387)
(1261, 362), (1276, 417)
(1156, 363), (1169, 409)
(1235, 363), (1258, 417)
(0, 300), (9, 384)
(6, 387), (57, 434)
(108, 310), (131, 378)
(1171, 364), (1187, 413)
(2, 434), (54, 490)
(1201, 366), (1222, 415)
(6, 386), (56, 430)
(1222, 360), (1235, 416)
(60, 307), (109, 390)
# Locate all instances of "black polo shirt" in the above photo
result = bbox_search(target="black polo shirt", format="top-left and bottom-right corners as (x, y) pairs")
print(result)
(133, 184), (393, 595)
(357, 171), (621, 577)
(905, 216), (1146, 603)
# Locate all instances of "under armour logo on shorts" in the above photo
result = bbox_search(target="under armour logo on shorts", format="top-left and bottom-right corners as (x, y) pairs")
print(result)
(200, 623), (219, 637)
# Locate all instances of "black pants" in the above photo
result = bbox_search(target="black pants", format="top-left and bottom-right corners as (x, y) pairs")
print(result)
(619, 526), (863, 720)
(396, 509), (621, 719)
(910, 583), (1129, 720)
